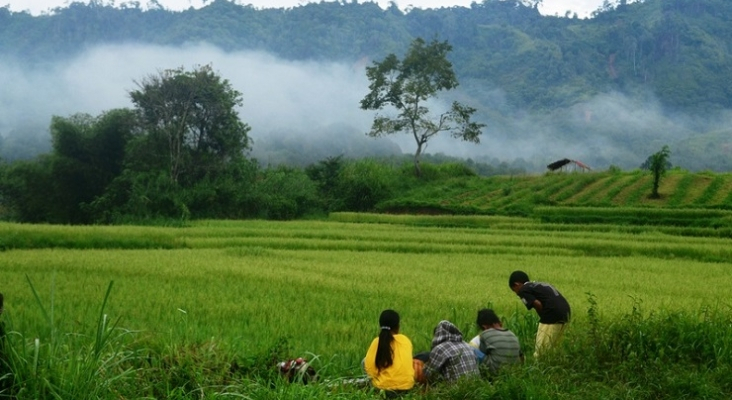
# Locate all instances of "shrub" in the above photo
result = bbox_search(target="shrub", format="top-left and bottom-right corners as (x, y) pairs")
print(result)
(333, 159), (399, 212)
(305, 156), (344, 211)
(418, 162), (477, 180)
(254, 166), (320, 220)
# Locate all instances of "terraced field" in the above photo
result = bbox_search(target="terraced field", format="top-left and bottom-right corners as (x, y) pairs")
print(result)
(381, 170), (732, 215)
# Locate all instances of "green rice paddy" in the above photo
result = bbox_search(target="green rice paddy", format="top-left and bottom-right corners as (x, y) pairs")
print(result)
(2, 214), (730, 372)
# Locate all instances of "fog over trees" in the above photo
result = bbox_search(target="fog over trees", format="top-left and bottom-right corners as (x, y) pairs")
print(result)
(1, 0), (732, 171)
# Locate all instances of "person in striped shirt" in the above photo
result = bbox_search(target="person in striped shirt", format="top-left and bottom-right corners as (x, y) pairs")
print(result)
(473, 308), (523, 375)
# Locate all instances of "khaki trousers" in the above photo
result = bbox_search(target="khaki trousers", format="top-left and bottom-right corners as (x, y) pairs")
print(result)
(534, 322), (567, 358)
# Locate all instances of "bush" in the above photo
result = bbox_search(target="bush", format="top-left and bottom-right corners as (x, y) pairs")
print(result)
(417, 162), (477, 181)
(305, 156), (344, 212)
(254, 166), (320, 220)
(332, 159), (400, 212)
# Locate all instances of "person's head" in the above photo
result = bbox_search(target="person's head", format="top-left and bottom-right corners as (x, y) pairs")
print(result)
(476, 308), (502, 330)
(375, 309), (400, 370)
(508, 270), (530, 294)
(431, 320), (464, 348)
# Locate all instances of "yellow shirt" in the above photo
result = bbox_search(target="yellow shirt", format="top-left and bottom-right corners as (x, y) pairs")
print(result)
(364, 333), (415, 390)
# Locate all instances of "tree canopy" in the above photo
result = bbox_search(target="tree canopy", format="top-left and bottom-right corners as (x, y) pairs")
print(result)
(644, 145), (671, 198)
(129, 65), (251, 185)
(361, 37), (485, 176)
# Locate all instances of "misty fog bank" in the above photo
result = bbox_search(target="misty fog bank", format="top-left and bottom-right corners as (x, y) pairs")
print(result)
(2, 42), (731, 171)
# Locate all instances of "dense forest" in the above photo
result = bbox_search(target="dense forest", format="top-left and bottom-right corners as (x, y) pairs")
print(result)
(2, 0), (732, 109)
(1, 0), (732, 224)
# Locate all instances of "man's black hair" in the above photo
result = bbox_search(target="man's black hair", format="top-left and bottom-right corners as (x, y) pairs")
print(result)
(508, 270), (530, 288)
(476, 308), (501, 327)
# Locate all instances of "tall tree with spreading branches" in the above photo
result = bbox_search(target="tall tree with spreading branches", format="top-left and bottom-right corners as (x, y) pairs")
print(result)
(360, 37), (485, 177)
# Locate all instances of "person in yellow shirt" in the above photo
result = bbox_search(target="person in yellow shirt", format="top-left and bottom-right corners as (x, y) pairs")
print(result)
(364, 309), (415, 397)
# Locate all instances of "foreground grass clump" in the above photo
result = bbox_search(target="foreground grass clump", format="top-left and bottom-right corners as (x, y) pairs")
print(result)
(1, 216), (731, 398)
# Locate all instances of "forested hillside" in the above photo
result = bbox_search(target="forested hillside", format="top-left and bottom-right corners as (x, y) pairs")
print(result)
(3, 0), (732, 111)
(1, 0), (732, 171)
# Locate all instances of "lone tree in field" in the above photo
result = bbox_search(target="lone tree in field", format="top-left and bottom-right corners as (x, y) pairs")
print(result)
(642, 145), (671, 198)
(360, 37), (485, 177)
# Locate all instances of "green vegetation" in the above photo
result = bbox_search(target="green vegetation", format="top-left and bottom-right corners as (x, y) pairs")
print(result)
(643, 145), (672, 199)
(1, 216), (731, 398)
(2, 2), (732, 397)
(534, 206), (732, 230)
(4, 133), (732, 225)
(360, 37), (485, 177)
(381, 170), (732, 220)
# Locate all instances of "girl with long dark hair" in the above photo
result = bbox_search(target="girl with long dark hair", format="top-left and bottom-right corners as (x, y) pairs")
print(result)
(364, 309), (415, 394)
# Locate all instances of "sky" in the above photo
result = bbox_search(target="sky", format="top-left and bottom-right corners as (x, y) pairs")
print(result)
(5, 0), (607, 18)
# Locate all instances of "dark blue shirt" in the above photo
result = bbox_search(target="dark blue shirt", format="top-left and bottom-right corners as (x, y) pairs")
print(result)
(518, 281), (571, 324)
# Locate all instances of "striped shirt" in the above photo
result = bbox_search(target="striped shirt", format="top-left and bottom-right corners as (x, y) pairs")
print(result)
(479, 328), (522, 374)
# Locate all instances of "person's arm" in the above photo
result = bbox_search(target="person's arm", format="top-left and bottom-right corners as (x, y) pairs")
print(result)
(422, 346), (447, 383)
(532, 299), (543, 313)
(478, 333), (494, 355)
(519, 290), (541, 312)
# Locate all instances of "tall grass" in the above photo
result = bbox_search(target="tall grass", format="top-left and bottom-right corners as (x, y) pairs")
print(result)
(1, 279), (139, 399)
(4, 283), (730, 399)
(534, 206), (732, 229)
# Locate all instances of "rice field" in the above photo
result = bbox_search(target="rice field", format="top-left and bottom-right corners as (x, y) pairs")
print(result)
(2, 213), (731, 376)
(385, 170), (732, 215)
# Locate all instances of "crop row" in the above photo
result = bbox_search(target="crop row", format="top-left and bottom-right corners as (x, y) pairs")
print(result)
(390, 171), (732, 216)
(3, 216), (732, 262)
(534, 206), (732, 228)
